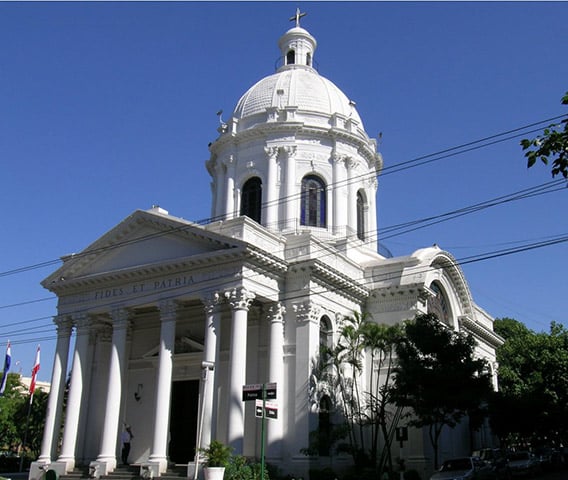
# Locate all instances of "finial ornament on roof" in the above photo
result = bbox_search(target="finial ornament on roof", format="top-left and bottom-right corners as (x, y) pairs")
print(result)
(289, 7), (306, 28)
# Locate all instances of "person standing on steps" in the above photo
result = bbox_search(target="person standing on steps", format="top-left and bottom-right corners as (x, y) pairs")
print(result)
(121, 424), (133, 465)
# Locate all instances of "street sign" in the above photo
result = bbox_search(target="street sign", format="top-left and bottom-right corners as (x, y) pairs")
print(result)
(396, 426), (408, 442)
(242, 383), (263, 401)
(265, 382), (277, 400)
(242, 382), (277, 401)
(255, 399), (278, 419)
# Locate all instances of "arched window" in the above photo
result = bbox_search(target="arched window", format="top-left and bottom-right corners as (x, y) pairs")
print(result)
(286, 50), (295, 65)
(320, 316), (333, 350)
(356, 190), (366, 241)
(318, 395), (332, 456)
(301, 175), (326, 228)
(240, 177), (262, 223)
(306, 52), (312, 66)
(428, 281), (451, 325)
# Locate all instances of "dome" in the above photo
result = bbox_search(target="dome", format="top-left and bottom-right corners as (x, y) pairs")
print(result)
(232, 68), (364, 127)
(227, 23), (365, 135)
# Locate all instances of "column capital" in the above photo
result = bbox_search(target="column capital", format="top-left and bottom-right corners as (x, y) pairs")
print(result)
(331, 152), (346, 165)
(266, 302), (286, 324)
(91, 320), (113, 343)
(111, 305), (131, 330)
(292, 301), (322, 325)
(225, 287), (255, 311)
(282, 145), (297, 158)
(223, 154), (236, 167)
(202, 292), (223, 315)
(72, 312), (90, 330)
(54, 315), (73, 335)
(158, 299), (178, 322)
(264, 146), (279, 160)
(345, 156), (359, 170)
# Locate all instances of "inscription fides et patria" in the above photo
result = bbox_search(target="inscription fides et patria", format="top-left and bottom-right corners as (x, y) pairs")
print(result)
(93, 275), (194, 300)
(60, 270), (233, 307)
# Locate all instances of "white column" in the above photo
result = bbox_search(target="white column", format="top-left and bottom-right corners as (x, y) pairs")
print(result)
(224, 155), (236, 219)
(346, 157), (357, 237)
(368, 176), (378, 248)
(332, 152), (347, 236)
(214, 161), (226, 220)
(38, 316), (72, 462)
(148, 300), (177, 474)
(225, 287), (255, 454)
(264, 147), (279, 230)
(284, 146), (297, 230)
(57, 314), (91, 471)
(201, 293), (222, 446)
(266, 303), (285, 459)
(94, 307), (130, 473)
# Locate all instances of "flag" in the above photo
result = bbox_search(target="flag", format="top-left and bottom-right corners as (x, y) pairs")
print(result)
(29, 345), (40, 399)
(0, 341), (11, 396)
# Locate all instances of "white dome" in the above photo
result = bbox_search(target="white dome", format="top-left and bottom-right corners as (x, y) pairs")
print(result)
(232, 68), (364, 127)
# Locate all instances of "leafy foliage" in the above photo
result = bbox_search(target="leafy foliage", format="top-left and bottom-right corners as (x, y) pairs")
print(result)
(391, 314), (492, 468)
(490, 318), (568, 447)
(225, 455), (269, 480)
(200, 440), (232, 468)
(521, 91), (568, 179)
(0, 373), (48, 467)
(311, 312), (404, 474)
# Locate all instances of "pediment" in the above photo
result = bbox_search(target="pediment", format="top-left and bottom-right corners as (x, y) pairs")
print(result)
(43, 209), (245, 289)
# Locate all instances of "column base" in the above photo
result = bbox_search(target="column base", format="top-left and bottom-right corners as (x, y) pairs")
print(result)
(29, 461), (50, 480)
(141, 459), (166, 477)
(32, 460), (71, 477)
(90, 458), (117, 477)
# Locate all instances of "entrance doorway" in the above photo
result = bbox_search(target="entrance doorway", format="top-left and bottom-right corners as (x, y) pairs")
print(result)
(169, 380), (199, 464)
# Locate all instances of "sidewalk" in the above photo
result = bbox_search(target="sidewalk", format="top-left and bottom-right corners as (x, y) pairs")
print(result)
(1, 473), (29, 480)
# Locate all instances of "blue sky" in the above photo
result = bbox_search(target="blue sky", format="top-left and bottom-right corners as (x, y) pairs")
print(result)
(1, 1), (567, 381)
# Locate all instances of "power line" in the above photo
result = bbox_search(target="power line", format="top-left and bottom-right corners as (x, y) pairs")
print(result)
(2, 227), (567, 349)
(1, 115), (565, 282)
(0, 177), (564, 320)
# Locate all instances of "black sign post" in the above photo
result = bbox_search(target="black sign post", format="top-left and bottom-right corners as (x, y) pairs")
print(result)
(242, 383), (278, 480)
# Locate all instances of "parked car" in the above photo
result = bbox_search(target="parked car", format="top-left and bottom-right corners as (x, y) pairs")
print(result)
(473, 449), (510, 479)
(430, 456), (496, 480)
(507, 451), (539, 477)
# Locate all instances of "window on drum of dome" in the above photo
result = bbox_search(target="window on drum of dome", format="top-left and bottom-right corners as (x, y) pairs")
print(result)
(357, 190), (366, 241)
(306, 52), (312, 66)
(287, 50), (295, 65)
(240, 177), (262, 224)
(428, 281), (451, 325)
(301, 175), (326, 228)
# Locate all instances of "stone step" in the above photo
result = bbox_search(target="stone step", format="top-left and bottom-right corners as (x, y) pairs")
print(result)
(59, 464), (189, 480)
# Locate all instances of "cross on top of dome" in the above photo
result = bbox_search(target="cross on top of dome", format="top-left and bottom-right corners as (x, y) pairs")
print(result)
(289, 8), (306, 28)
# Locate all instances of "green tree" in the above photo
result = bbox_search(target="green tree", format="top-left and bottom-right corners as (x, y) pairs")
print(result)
(0, 374), (27, 452)
(309, 313), (403, 474)
(0, 373), (48, 461)
(15, 389), (49, 459)
(521, 91), (568, 179)
(490, 318), (568, 447)
(391, 314), (492, 469)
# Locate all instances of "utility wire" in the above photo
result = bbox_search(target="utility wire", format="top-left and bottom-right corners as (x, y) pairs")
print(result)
(2, 228), (567, 348)
(0, 178), (564, 320)
(1, 115), (565, 282)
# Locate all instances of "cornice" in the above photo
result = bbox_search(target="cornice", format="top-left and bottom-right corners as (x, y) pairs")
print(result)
(289, 258), (368, 302)
(209, 120), (379, 168)
(458, 315), (505, 349)
(45, 248), (248, 295)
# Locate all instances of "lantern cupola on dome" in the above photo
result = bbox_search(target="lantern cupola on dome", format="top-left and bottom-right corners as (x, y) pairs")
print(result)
(206, 11), (383, 249)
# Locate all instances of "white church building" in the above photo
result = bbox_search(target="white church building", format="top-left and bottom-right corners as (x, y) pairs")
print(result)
(31, 14), (503, 480)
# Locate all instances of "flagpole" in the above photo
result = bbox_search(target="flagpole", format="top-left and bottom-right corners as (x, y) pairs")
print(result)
(19, 395), (33, 472)
(20, 345), (40, 473)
